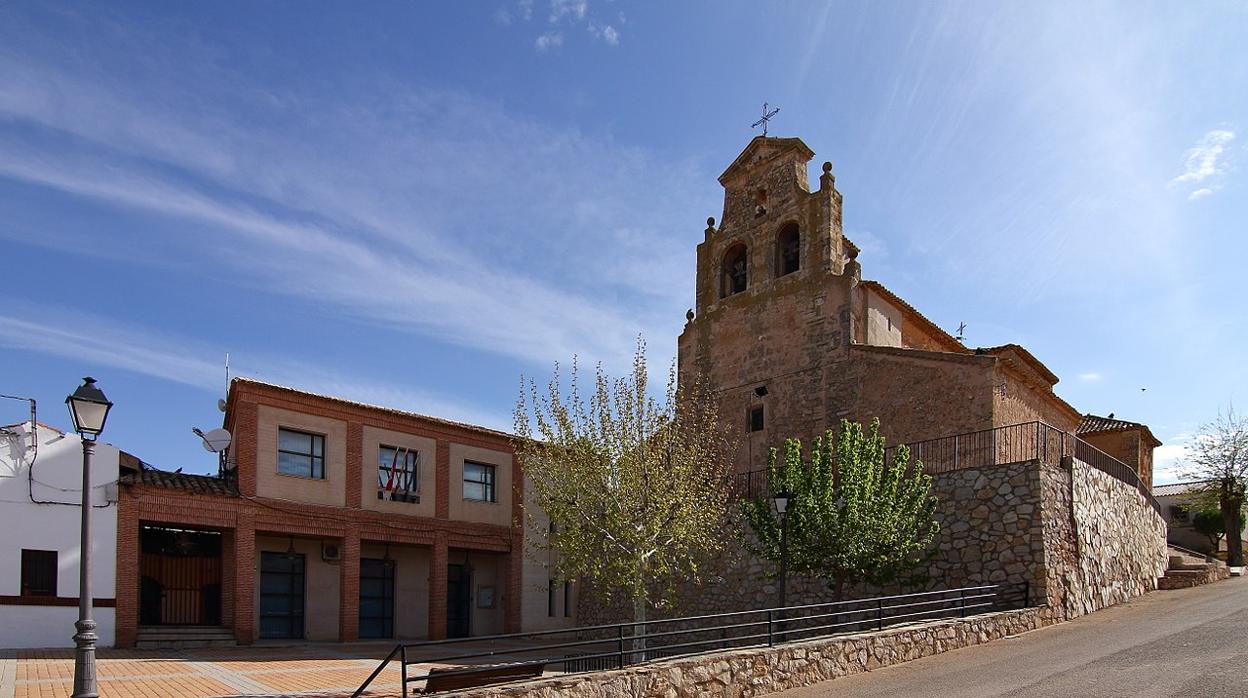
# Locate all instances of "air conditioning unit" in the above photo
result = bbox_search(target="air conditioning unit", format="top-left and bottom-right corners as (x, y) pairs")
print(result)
(322, 541), (342, 562)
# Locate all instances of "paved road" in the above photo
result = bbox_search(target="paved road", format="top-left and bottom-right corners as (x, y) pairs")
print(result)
(776, 578), (1248, 698)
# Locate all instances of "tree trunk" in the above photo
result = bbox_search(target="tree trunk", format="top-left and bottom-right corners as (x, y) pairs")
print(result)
(631, 594), (648, 662)
(1221, 478), (1244, 567)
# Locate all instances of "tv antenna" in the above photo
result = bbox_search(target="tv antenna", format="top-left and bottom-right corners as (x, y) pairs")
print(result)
(955, 322), (967, 342)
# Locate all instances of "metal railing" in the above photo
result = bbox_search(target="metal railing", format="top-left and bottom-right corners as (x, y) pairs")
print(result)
(352, 583), (1028, 697)
(733, 421), (1162, 516)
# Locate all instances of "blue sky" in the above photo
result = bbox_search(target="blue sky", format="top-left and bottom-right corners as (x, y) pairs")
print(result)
(1, 1), (1245, 482)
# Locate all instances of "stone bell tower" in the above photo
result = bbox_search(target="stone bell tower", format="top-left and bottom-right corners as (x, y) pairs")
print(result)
(678, 136), (862, 473)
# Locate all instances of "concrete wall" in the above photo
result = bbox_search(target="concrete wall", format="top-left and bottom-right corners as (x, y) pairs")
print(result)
(448, 443), (513, 527)
(521, 479), (578, 633)
(254, 405), (348, 507)
(255, 534), (342, 642)
(360, 426), (436, 518)
(0, 423), (119, 648)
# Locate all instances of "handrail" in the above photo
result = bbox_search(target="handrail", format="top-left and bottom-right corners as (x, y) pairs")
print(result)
(355, 583), (1029, 696)
(351, 643), (400, 698)
(733, 421), (1163, 515)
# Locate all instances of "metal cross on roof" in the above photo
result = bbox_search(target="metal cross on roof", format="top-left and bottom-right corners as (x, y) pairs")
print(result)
(752, 102), (780, 136)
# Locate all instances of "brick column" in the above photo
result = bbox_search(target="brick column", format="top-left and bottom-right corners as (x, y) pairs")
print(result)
(435, 440), (450, 519)
(235, 401), (259, 498)
(504, 530), (524, 633)
(221, 528), (235, 627)
(233, 512), (257, 645)
(346, 421), (363, 509)
(339, 525), (361, 642)
(113, 490), (140, 647)
(429, 532), (448, 640)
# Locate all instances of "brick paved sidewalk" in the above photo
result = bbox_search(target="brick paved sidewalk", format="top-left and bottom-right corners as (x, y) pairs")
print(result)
(0, 643), (409, 698)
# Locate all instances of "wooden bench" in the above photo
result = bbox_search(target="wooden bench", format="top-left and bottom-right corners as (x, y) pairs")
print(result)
(421, 663), (546, 693)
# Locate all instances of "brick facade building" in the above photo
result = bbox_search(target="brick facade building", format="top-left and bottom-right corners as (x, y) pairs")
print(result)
(113, 379), (562, 647)
(678, 136), (1152, 483)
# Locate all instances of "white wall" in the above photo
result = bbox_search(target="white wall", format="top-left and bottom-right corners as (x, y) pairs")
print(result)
(521, 476), (577, 632)
(0, 422), (119, 648)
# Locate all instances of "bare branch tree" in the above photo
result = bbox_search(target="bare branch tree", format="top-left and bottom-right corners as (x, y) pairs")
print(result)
(1179, 405), (1248, 566)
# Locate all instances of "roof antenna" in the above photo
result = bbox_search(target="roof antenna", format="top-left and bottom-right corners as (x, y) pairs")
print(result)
(955, 322), (967, 343)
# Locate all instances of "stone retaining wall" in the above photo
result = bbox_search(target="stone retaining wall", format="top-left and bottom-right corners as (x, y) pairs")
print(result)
(1041, 459), (1168, 618)
(581, 457), (1167, 627)
(581, 460), (1049, 626)
(464, 607), (1048, 698)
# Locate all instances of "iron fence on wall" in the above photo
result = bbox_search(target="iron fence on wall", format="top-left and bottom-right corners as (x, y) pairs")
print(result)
(733, 421), (1161, 516)
(352, 583), (1028, 697)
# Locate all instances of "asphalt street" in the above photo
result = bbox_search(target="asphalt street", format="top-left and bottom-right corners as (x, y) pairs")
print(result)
(775, 577), (1248, 698)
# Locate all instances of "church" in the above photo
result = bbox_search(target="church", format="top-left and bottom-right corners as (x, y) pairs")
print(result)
(678, 134), (1154, 487)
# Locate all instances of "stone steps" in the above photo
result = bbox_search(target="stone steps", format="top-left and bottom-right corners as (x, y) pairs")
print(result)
(135, 626), (236, 650)
(1157, 549), (1229, 590)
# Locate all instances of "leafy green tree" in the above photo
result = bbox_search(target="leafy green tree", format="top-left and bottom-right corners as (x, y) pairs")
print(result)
(1179, 406), (1248, 566)
(742, 418), (940, 600)
(514, 338), (734, 633)
(1191, 505), (1245, 553)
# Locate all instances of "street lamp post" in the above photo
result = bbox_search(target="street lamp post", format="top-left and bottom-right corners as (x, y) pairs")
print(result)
(772, 490), (791, 610)
(66, 377), (112, 698)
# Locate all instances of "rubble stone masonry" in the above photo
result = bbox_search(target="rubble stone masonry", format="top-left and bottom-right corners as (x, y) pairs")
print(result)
(580, 458), (1166, 627)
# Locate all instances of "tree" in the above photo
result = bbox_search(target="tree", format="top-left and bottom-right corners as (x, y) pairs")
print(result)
(1191, 507), (1226, 552)
(741, 418), (940, 600)
(514, 338), (734, 635)
(1190, 506), (1245, 553)
(1179, 406), (1248, 566)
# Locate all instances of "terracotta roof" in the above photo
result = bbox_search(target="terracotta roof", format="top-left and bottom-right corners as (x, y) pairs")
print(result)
(228, 377), (516, 441)
(979, 344), (1059, 385)
(1154, 481), (1207, 497)
(858, 280), (967, 353)
(1078, 414), (1162, 447)
(121, 469), (237, 496)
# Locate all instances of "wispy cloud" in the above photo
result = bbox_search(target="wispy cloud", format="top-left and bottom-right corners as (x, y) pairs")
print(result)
(1078, 372), (1103, 382)
(0, 304), (513, 432)
(1152, 435), (1191, 485)
(1171, 128), (1236, 200)
(535, 31), (563, 51)
(0, 39), (711, 371)
(499, 0), (620, 50)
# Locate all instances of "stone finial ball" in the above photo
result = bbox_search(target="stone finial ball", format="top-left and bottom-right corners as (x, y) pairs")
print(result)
(706, 216), (716, 227)
(822, 161), (833, 173)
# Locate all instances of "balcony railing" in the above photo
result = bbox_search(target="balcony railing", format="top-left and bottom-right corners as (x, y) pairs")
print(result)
(733, 421), (1161, 516)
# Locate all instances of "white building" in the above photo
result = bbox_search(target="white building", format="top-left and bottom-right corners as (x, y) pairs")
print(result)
(0, 420), (125, 649)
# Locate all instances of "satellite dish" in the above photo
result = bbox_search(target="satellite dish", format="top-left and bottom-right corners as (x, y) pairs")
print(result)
(192, 427), (232, 453)
(217, 399), (227, 413)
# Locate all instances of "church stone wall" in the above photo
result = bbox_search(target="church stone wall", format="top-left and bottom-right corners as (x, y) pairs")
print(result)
(579, 460), (1047, 626)
(578, 458), (1167, 629)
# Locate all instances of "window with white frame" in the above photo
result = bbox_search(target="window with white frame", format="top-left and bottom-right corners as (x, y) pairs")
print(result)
(277, 428), (325, 479)
(378, 445), (420, 503)
(463, 460), (497, 502)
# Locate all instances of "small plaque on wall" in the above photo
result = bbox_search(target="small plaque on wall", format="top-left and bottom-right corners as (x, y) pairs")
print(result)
(477, 585), (496, 609)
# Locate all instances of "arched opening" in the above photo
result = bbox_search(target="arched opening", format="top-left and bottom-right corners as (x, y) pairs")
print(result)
(721, 244), (748, 298)
(776, 223), (800, 277)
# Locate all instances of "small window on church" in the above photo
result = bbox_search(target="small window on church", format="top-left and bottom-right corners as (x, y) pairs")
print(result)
(721, 244), (748, 297)
(749, 406), (764, 432)
(777, 224), (800, 277)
